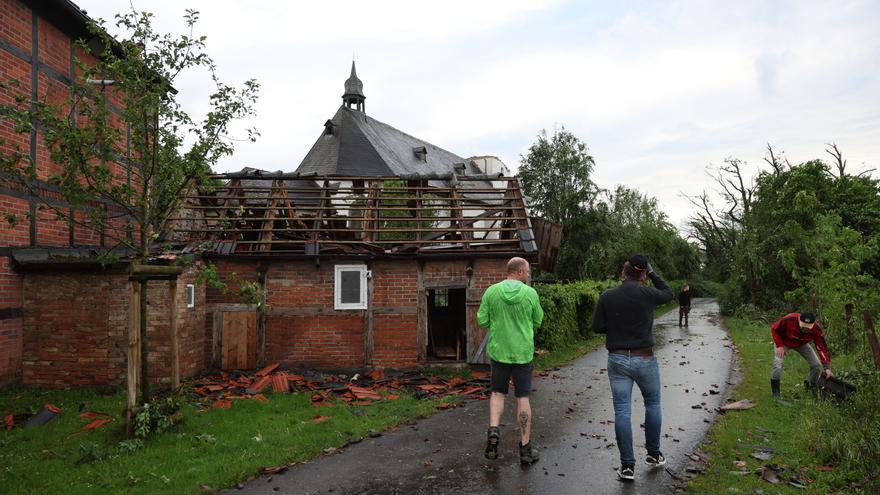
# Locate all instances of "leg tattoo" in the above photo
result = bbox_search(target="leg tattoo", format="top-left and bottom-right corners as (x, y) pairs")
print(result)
(519, 411), (529, 433)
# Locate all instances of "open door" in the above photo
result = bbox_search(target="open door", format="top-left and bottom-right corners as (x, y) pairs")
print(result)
(426, 288), (467, 361)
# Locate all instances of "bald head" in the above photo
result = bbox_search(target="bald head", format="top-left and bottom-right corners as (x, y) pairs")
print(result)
(507, 257), (530, 282)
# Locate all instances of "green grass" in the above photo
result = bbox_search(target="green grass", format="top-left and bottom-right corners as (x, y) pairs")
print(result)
(0, 386), (447, 494)
(534, 334), (605, 370)
(686, 317), (874, 494)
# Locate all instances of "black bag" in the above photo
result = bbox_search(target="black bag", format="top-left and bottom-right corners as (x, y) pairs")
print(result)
(805, 376), (856, 403)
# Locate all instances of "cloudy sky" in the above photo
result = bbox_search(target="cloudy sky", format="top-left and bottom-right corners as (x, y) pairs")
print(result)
(77, 0), (880, 228)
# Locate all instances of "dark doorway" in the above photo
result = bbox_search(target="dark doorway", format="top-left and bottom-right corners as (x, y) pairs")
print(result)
(427, 288), (467, 361)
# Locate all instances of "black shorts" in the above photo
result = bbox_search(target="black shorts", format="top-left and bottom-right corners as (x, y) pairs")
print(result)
(490, 359), (533, 397)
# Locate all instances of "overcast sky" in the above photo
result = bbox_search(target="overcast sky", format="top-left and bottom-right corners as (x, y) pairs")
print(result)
(77, 0), (880, 229)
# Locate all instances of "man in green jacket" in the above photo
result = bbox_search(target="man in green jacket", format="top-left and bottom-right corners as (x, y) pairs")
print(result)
(478, 257), (544, 464)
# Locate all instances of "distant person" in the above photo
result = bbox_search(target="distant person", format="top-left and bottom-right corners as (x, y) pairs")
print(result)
(678, 283), (691, 327)
(477, 256), (544, 465)
(770, 311), (832, 397)
(592, 254), (673, 482)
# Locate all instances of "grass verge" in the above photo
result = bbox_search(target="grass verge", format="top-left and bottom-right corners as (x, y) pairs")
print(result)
(686, 317), (877, 494)
(0, 386), (451, 494)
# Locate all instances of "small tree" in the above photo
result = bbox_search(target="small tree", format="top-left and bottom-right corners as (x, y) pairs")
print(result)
(1, 9), (258, 255)
(0, 9), (259, 420)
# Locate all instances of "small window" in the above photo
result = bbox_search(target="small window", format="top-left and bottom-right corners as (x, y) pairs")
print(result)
(335, 265), (368, 310)
(185, 284), (195, 308)
(434, 288), (448, 307)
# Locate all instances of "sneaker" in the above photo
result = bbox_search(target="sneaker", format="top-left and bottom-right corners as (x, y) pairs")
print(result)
(484, 427), (500, 460)
(646, 452), (666, 467)
(519, 442), (540, 465)
(617, 465), (635, 481)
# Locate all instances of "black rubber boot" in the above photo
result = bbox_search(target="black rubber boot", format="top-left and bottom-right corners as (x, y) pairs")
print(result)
(485, 427), (500, 460)
(771, 379), (781, 397)
(519, 442), (539, 465)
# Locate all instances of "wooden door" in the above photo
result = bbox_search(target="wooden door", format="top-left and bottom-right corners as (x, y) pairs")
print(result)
(221, 311), (257, 370)
(467, 288), (489, 364)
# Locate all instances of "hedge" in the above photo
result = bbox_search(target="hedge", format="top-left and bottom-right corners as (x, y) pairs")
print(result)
(533, 279), (616, 350)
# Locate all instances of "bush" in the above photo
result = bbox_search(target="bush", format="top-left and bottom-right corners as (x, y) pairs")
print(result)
(133, 395), (183, 439)
(799, 367), (880, 493)
(534, 279), (616, 350)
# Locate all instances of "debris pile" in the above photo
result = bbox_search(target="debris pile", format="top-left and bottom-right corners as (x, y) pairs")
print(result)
(190, 363), (491, 410)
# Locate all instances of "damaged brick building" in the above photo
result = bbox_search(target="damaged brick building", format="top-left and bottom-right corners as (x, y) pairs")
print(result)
(1, 1), (559, 388)
(177, 63), (551, 371)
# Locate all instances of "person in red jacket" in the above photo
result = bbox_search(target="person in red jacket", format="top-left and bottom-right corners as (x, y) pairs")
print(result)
(770, 312), (833, 397)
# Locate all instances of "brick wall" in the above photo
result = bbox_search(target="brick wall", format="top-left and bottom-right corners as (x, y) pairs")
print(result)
(203, 257), (512, 371)
(0, 0), (136, 385)
(20, 268), (204, 388)
(263, 261), (368, 367)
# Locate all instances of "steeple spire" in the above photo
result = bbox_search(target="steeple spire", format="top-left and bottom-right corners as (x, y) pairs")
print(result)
(342, 60), (366, 112)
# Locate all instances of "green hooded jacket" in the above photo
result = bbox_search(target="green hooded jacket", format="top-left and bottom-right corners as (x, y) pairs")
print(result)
(477, 279), (544, 364)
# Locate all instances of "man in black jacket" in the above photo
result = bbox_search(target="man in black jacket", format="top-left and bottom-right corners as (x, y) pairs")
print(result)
(678, 283), (691, 327)
(592, 254), (673, 481)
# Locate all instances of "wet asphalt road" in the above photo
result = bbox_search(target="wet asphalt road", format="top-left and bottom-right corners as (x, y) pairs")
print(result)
(229, 298), (732, 495)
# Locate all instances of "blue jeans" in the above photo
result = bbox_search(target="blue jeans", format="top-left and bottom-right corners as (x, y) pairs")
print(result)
(607, 353), (662, 466)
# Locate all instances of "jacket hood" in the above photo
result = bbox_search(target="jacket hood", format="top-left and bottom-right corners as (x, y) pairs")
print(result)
(498, 279), (529, 304)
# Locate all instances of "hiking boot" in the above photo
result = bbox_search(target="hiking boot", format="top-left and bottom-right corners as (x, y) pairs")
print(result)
(617, 465), (635, 481)
(519, 442), (539, 465)
(646, 452), (666, 467)
(484, 427), (500, 460)
(771, 379), (781, 398)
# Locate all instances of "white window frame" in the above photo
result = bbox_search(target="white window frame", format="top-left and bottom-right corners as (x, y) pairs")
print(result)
(185, 284), (195, 309)
(334, 264), (368, 310)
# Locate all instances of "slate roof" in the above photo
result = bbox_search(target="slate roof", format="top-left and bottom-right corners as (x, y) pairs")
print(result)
(295, 105), (484, 179)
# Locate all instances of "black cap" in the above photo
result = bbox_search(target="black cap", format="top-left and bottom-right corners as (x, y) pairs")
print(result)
(628, 254), (649, 271)
(799, 312), (816, 324)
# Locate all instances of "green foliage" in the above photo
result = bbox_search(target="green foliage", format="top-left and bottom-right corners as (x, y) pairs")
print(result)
(133, 395), (183, 439)
(801, 368), (880, 493)
(197, 263), (267, 309)
(0, 7), (260, 259)
(693, 148), (880, 361)
(534, 280), (616, 350)
(519, 127), (597, 224)
(375, 180), (438, 241)
(688, 317), (880, 494)
(518, 127), (699, 282)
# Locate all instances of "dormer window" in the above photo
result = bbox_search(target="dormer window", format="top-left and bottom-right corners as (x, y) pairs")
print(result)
(324, 119), (336, 136)
(413, 146), (427, 162)
(453, 162), (467, 175)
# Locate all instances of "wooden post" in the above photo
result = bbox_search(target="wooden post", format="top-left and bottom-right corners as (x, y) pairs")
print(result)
(140, 280), (149, 403)
(126, 280), (142, 435)
(844, 303), (854, 348)
(863, 310), (880, 369)
(169, 278), (179, 389)
(364, 261), (374, 367)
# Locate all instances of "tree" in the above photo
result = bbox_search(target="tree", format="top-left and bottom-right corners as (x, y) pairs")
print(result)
(0, 8), (259, 423)
(2, 9), (259, 257)
(519, 127), (597, 224)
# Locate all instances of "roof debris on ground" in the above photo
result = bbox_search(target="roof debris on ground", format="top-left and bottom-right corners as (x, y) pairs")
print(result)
(189, 364), (491, 410)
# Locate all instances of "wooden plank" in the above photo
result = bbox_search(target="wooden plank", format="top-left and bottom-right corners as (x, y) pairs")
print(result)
(125, 280), (141, 434)
(864, 310), (880, 369)
(364, 265), (374, 366)
(246, 312), (257, 369)
(212, 311), (222, 369)
(238, 319), (249, 368)
(169, 279), (179, 389)
(416, 262), (427, 362)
